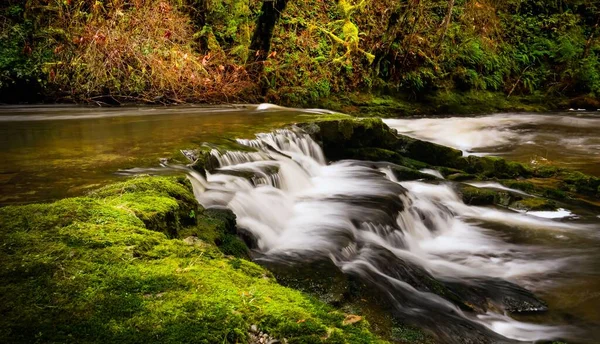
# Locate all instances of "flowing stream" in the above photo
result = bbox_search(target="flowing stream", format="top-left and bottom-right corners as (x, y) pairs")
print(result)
(185, 126), (599, 343)
(1, 106), (599, 342)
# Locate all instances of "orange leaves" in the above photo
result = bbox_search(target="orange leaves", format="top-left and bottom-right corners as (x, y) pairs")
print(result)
(158, 2), (172, 15)
(92, 32), (106, 45)
(201, 53), (212, 66)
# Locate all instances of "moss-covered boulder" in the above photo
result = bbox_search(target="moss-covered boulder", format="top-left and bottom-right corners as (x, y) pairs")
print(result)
(0, 176), (386, 344)
(300, 118), (399, 161)
(400, 138), (463, 167)
(459, 186), (497, 206)
(89, 176), (198, 237)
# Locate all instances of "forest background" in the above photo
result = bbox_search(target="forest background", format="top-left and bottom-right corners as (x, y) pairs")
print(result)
(1, 0), (599, 114)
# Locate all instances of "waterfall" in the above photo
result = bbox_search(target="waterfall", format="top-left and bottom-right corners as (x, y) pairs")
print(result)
(186, 127), (584, 343)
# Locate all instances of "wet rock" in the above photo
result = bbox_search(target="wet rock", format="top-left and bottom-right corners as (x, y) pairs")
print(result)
(299, 118), (398, 161)
(248, 327), (282, 344)
(389, 165), (438, 181)
(183, 236), (206, 246)
(447, 172), (477, 181)
(460, 186), (497, 206)
(402, 137), (463, 167)
(190, 148), (219, 177)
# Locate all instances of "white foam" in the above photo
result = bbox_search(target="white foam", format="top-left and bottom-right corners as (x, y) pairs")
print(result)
(520, 208), (574, 219)
(419, 168), (444, 179)
(465, 182), (531, 196)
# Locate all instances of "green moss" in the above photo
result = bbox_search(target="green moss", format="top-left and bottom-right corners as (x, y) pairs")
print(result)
(389, 166), (438, 181)
(446, 173), (477, 181)
(456, 156), (531, 179)
(511, 198), (557, 211)
(559, 171), (600, 196)
(460, 186), (497, 206)
(89, 176), (198, 237)
(501, 181), (536, 193)
(401, 139), (463, 167)
(0, 176), (386, 344)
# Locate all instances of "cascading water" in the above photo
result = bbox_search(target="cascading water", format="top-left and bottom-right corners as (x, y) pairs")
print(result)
(185, 127), (589, 343)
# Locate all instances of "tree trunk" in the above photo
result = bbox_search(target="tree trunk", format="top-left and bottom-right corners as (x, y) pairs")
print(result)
(193, 0), (209, 52)
(437, 0), (455, 49)
(249, 0), (289, 62)
(248, 0), (289, 95)
(583, 15), (599, 59)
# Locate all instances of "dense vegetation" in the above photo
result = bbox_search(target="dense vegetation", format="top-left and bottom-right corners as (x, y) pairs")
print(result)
(0, 0), (599, 107)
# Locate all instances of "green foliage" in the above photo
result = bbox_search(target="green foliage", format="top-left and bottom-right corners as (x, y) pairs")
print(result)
(1, 0), (599, 104)
(0, 3), (53, 101)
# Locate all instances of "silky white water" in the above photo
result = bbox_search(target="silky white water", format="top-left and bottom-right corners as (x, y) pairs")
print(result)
(185, 127), (591, 343)
(383, 113), (600, 177)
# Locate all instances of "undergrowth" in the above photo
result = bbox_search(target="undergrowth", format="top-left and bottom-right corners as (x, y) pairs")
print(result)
(0, 0), (599, 106)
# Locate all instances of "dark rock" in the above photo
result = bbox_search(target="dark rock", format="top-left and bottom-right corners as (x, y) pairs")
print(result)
(460, 186), (497, 206)
(447, 173), (477, 181)
(389, 165), (438, 181)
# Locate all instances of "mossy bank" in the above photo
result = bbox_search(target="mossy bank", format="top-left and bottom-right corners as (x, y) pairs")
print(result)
(0, 176), (387, 343)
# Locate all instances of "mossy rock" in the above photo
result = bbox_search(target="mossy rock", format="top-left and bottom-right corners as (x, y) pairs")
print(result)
(500, 180), (536, 193)
(559, 171), (600, 196)
(459, 185), (518, 207)
(460, 186), (497, 206)
(447, 173), (478, 181)
(188, 147), (220, 177)
(401, 138), (463, 167)
(344, 148), (428, 169)
(456, 156), (531, 179)
(511, 197), (558, 211)
(90, 176), (198, 237)
(0, 177), (386, 344)
(389, 166), (438, 181)
(300, 118), (398, 161)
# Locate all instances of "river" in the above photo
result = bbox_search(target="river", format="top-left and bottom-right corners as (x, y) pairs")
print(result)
(0, 105), (329, 204)
(0, 106), (599, 343)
